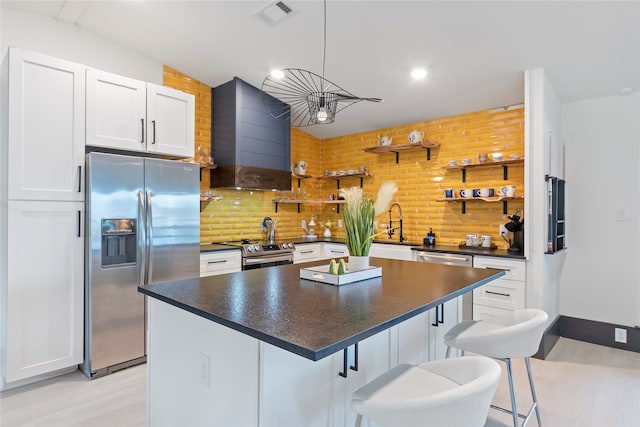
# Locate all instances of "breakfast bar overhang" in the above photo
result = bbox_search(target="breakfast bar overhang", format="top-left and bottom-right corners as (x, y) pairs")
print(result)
(139, 258), (505, 427)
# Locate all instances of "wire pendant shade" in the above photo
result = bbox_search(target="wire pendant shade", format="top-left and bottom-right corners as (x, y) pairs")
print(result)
(262, 68), (382, 127)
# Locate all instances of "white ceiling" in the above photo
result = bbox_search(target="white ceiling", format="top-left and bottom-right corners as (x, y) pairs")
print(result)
(3, 0), (639, 139)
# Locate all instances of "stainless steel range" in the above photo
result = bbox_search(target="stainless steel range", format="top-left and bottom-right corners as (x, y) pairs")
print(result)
(222, 239), (295, 270)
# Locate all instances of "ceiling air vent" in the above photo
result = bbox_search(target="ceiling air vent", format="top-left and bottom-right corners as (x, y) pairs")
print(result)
(253, 1), (296, 26)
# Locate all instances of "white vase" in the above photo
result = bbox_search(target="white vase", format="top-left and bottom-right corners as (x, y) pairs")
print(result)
(348, 255), (370, 271)
(324, 227), (331, 238)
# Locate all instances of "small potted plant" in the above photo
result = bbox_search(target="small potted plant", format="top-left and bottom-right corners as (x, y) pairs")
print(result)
(340, 181), (397, 270)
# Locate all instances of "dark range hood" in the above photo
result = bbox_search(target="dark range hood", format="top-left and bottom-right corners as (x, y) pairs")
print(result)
(211, 77), (291, 191)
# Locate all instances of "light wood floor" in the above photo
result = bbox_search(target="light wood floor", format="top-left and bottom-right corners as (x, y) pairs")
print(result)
(1, 338), (639, 427)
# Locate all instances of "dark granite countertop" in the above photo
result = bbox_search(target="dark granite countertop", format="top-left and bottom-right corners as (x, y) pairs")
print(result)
(411, 244), (525, 260)
(200, 243), (242, 253)
(139, 258), (504, 361)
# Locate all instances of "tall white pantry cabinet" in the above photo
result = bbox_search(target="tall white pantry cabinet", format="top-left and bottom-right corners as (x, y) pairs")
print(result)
(2, 48), (85, 384)
(1, 47), (196, 388)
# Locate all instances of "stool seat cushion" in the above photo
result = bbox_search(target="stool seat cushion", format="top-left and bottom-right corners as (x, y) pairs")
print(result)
(444, 309), (548, 359)
(350, 356), (501, 427)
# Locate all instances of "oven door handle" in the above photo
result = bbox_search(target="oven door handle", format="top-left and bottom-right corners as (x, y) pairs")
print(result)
(243, 253), (294, 265)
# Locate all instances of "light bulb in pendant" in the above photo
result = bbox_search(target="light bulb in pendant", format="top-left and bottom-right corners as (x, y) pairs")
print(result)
(317, 107), (328, 122)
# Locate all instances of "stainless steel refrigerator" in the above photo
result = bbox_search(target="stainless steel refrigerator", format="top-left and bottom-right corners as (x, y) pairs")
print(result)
(82, 152), (199, 378)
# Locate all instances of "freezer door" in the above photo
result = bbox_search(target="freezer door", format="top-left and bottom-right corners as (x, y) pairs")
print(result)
(85, 152), (146, 375)
(144, 158), (200, 283)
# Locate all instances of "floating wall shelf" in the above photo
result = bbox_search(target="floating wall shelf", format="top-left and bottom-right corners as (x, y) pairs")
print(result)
(272, 199), (345, 213)
(444, 159), (524, 183)
(362, 140), (440, 163)
(436, 196), (524, 214)
(317, 172), (372, 188)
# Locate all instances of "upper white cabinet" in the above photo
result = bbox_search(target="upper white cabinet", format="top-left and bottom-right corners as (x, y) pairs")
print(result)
(7, 48), (85, 202)
(86, 69), (194, 158)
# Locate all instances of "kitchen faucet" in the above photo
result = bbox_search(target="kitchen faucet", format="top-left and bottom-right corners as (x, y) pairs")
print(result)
(388, 203), (406, 243)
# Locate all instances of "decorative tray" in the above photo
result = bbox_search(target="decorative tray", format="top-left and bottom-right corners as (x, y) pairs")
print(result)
(300, 265), (382, 286)
(458, 243), (497, 250)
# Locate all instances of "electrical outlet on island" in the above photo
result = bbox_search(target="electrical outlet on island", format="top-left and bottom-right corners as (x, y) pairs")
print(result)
(499, 224), (508, 236)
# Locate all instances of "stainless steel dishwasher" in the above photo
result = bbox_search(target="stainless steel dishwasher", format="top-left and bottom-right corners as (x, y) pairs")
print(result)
(415, 251), (473, 321)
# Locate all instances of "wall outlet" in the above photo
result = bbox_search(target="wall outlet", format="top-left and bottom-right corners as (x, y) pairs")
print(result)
(338, 219), (343, 228)
(499, 224), (508, 236)
(199, 352), (211, 387)
(373, 221), (377, 230)
(615, 327), (627, 344)
(301, 219), (306, 229)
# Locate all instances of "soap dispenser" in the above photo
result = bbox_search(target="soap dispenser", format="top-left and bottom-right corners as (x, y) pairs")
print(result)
(424, 228), (436, 246)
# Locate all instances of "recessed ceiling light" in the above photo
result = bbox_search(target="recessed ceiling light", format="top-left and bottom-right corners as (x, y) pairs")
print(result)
(270, 69), (285, 79)
(411, 68), (428, 79)
(618, 87), (633, 96)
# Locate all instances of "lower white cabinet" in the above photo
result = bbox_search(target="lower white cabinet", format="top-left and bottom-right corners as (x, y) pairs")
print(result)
(472, 256), (526, 320)
(428, 298), (461, 360)
(368, 243), (414, 261)
(395, 311), (430, 365)
(4, 201), (84, 383)
(323, 243), (349, 260)
(200, 250), (242, 277)
(293, 243), (323, 264)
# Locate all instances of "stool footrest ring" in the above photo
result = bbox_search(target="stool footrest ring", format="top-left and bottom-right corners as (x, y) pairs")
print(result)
(490, 401), (537, 427)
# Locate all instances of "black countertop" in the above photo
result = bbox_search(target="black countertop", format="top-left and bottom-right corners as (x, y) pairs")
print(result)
(139, 258), (504, 361)
(201, 238), (524, 259)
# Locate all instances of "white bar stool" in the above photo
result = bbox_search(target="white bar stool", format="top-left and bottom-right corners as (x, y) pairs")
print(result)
(350, 356), (501, 427)
(444, 309), (548, 427)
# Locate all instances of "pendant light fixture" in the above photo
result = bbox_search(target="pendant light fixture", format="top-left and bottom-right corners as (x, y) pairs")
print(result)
(262, 0), (382, 127)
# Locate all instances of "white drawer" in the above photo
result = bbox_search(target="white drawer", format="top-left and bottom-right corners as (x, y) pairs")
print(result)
(323, 243), (348, 259)
(472, 256), (525, 282)
(473, 304), (514, 321)
(293, 243), (322, 264)
(200, 250), (242, 277)
(473, 278), (525, 311)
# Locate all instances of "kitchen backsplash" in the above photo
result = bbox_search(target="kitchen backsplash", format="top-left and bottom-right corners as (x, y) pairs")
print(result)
(164, 66), (524, 248)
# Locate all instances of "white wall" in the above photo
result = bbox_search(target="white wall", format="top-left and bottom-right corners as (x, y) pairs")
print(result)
(559, 92), (640, 327)
(524, 68), (563, 323)
(0, 8), (162, 83)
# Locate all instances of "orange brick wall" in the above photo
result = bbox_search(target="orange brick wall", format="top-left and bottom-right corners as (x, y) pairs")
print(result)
(163, 67), (523, 247)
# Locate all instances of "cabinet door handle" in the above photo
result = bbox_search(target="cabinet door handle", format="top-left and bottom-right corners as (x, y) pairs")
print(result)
(339, 348), (348, 378)
(330, 250), (345, 254)
(349, 343), (359, 372)
(300, 250), (314, 254)
(151, 120), (156, 144)
(207, 260), (228, 264)
(77, 210), (81, 237)
(485, 290), (511, 297)
(77, 165), (82, 193)
(431, 304), (444, 326)
(481, 265), (511, 271)
(140, 118), (145, 143)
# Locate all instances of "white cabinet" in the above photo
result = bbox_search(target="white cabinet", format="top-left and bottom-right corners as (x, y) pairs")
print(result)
(259, 342), (336, 427)
(5, 201), (84, 382)
(293, 243), (323, 264)
(428, 298), (461, 360)
(200, 250), (242, 277)
(395, 311), (430, 365)
(369, 243), (414, 260)
(7, 48), (85, 202)
(333, 331), (392, 427)
(323, 242), (348, 259)
(86, 69), (194, 158)
(472, 256), (526, 320)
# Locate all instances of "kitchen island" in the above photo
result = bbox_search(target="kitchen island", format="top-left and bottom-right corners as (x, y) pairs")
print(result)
(139, 258), (504, 427)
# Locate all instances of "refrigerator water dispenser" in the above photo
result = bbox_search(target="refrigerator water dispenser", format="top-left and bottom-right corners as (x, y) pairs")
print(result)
(101, 218), (136, 267)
